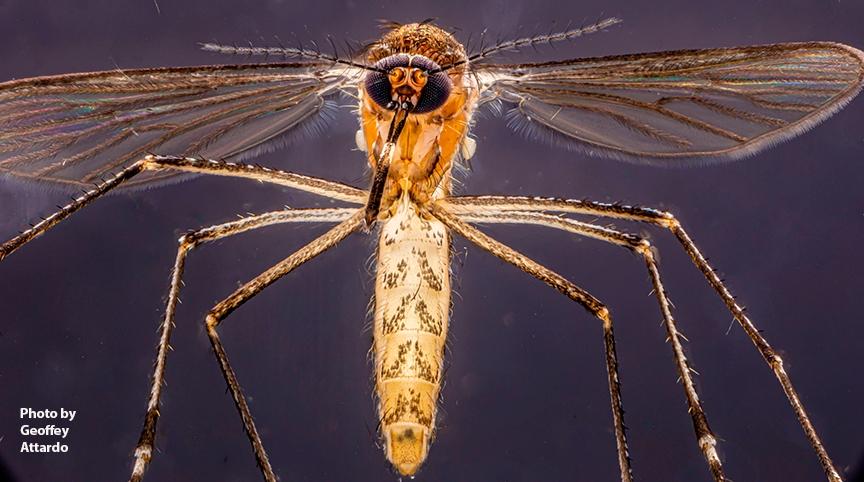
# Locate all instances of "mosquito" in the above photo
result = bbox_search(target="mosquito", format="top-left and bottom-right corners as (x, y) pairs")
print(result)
(0, 17), (861, 482)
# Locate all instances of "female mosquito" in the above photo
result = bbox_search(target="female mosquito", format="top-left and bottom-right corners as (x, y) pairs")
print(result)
(0, 17), (861, 482)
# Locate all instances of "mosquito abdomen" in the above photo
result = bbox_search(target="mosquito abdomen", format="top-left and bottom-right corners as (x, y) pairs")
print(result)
(373, 195), (450, 476)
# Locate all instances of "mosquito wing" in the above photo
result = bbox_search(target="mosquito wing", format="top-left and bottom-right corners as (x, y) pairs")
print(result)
(476, 42), (864, 163)
(0, 62), (361, 189)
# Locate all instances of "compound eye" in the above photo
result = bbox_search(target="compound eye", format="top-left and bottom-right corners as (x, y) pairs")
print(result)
(412, 68), (450, 113)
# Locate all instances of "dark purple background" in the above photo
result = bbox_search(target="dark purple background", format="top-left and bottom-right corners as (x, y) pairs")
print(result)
(0, 1), (862, 481)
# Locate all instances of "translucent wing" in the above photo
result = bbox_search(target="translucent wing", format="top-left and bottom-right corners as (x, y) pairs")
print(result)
(477, 42), (864, 162)
(0, 62), (361, 189)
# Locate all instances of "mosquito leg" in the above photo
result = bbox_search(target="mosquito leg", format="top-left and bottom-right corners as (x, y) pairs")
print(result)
(203, 210), (364, 482)
(128, 207), (357, 482)
(459, 210), (726, 481)
(143, 155), (366, 204)
(1, 160), (144, 261)
(447, 195), (841, 482)
(427, 203), (633, 482)
(0, 154), (365, 262)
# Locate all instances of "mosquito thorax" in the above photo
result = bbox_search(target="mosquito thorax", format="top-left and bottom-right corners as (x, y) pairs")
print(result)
(359, 22), (475, 219)
(367, 21), (467, 68)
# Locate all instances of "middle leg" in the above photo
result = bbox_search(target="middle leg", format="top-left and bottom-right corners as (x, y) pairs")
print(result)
(129, 207), (358, 482)
(456, 209), (725, 481)
(446, 194), (841, 481)
(427, 203), (634, 482)
(204, 210), (364, 482)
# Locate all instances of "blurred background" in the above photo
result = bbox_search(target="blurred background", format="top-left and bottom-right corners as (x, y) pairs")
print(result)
(0, 0), (862, 481)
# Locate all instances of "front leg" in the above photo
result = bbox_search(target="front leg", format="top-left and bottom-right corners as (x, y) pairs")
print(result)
(1, 154), (365, 262)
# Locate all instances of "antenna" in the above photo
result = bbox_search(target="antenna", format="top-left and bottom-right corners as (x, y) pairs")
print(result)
(199, 40), (384, 72)
(433, 16), (622, 73)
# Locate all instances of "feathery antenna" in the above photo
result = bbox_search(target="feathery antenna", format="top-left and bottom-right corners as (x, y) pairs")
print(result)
(434, 16), (622, 72)
(199, 40), (384, 72)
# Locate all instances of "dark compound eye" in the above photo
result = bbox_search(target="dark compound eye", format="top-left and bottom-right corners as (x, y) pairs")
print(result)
(364, 54), (452, 114)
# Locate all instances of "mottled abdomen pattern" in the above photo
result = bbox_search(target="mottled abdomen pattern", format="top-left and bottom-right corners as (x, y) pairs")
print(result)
(373, 195), (450, 475)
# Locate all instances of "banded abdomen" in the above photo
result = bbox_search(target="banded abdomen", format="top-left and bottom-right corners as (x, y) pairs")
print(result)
(373, 194), (450, 476)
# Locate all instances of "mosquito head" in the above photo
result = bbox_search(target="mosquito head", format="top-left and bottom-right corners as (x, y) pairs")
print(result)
(364, 54), (452, 113)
